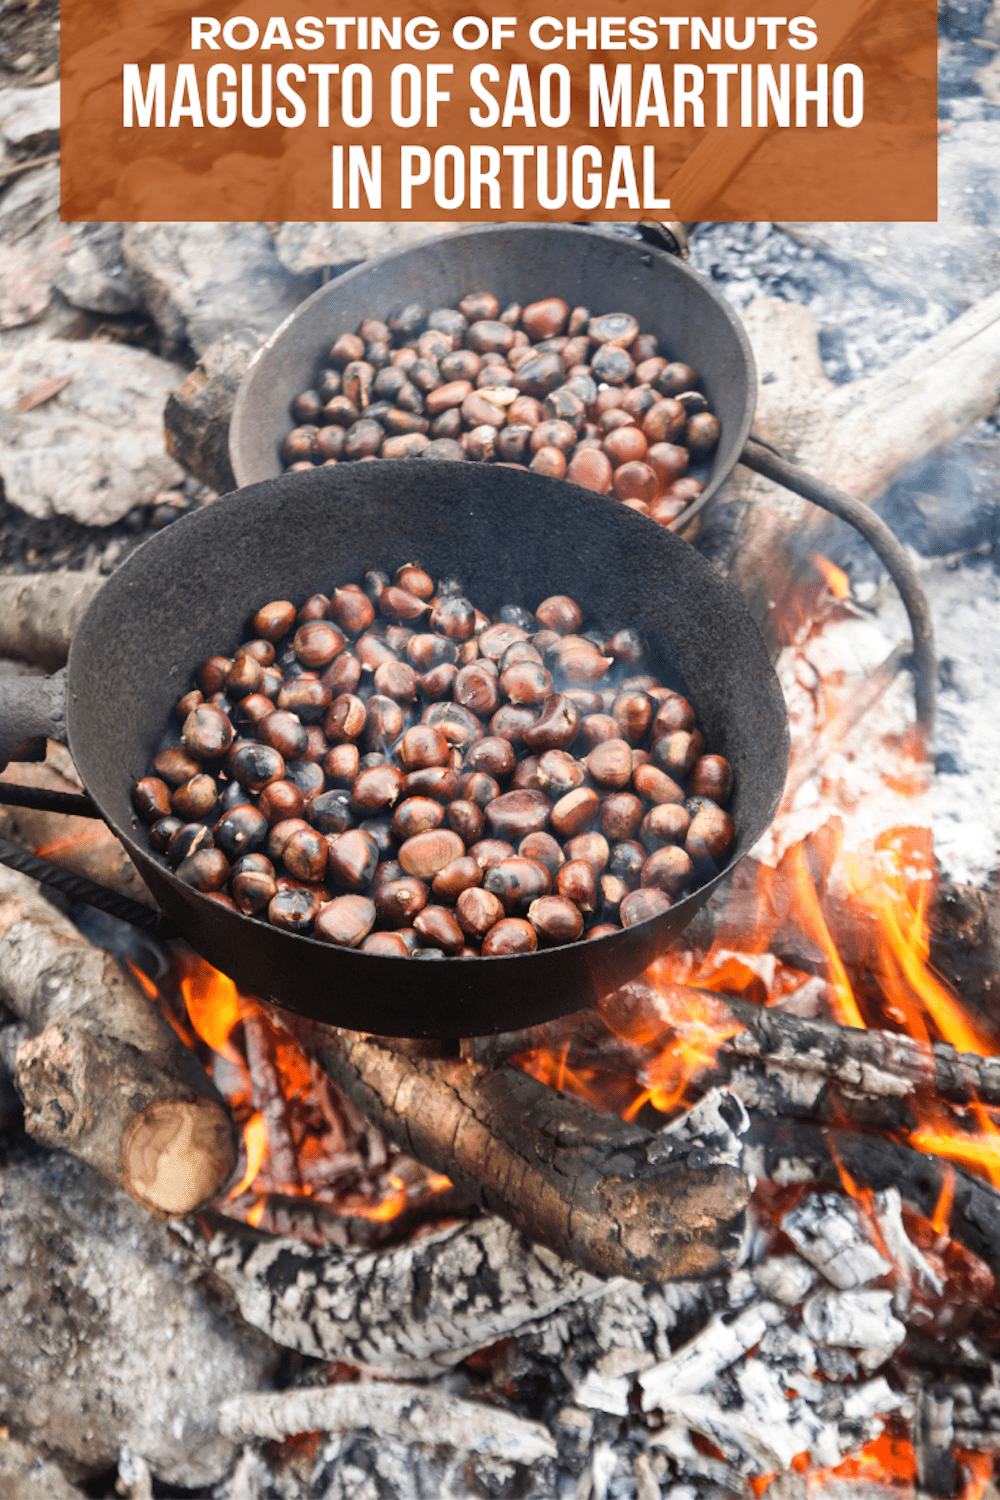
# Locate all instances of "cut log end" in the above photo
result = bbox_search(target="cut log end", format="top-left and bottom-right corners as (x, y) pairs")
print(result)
(121, 1097), (237, 1216)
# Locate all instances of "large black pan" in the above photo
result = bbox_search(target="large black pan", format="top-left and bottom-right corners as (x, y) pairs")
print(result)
(40, 461), (787, 1038)
(230, 223), (755, 513)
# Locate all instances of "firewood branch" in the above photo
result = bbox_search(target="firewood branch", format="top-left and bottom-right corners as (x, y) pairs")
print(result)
(217, 1383), (557, 1464)
(303, 1025), (750, 1284)
(716, 989), (1000, 1109)
(0, 570), (103, 672)
(0, 864), (237, 1215)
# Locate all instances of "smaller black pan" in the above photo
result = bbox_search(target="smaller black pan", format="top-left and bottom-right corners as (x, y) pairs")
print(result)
(23, 463), (787, 1038)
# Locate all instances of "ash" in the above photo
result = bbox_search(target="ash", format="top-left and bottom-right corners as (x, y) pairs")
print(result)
(213, 1178), (998, 1500)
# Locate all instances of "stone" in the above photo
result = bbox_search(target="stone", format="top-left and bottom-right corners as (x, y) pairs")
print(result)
(272, 220), (470, 276)
(0, 339), (185, 525)
(0, 1436), (87, 1500)
(0, 1142), (280, 1487)
(0, 82), (59, 149)
(0, 166), (68, 336)
(163, 327), (261, 493)
(52, 223), (141, 315)
(121, 222), (314, 357)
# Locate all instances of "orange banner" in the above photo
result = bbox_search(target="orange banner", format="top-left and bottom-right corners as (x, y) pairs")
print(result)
(61, 0), (936, 221)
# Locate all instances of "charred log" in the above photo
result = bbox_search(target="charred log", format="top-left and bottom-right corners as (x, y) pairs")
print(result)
(0, 864), (237, 1215)
(716, 990), (1000, 1109)
(305, 1026), (750, 1284)
(217, 1382), (557, 1464)
(746, 1116), (1000, 1284)
(177, 1210), (623, 1376)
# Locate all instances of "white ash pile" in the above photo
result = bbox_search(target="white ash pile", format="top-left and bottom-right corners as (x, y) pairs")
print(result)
(195, 1138), (999, 1500)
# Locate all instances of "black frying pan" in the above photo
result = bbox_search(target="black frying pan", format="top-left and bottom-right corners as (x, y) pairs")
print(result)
(31, 461), (788, 1038)
(230, 223), (755, 513)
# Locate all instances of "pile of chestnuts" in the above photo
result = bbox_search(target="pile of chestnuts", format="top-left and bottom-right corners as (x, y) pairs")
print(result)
(132, 566), (735, 958)
(282, 292), (720, 527)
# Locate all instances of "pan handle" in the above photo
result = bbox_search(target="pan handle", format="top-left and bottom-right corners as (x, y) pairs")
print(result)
(637, 221), (694, 259)
(0, 668), (68, 771)
(738, 438), (936, 733)
(0, 670), (170, 935)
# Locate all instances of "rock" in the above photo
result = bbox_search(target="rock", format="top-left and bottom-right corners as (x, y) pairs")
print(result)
(0, 236), (71, 332)
(0, 1142), (280, 1487)
(273, 220), (470, 276)
(52, 224), (141, 315)
(0, 339), (185, 525)
(0, 166), (69, 335)
(164, 328), (261, 493)
(0, 82), (59, 149)
(780, 122), (1000, 318)
(0, 1436), (87, 1500)
(121, 222), (313, 357)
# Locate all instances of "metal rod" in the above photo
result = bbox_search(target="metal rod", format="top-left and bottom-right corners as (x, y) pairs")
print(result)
(738, 437), (937, 732)
(0, 783), (102, 818)
(0, 837), (173, 937)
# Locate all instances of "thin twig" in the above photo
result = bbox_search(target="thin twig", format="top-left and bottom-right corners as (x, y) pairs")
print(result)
(0, 150), (60, 187)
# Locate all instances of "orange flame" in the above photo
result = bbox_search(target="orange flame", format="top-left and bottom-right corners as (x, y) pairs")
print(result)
(811, 552), (851, 601)
(178, 950), (247, 1062)
(344, 1174), (408, 1222)
(229, 1111), (268, 1199)
(908, 1121), (1000, 1195)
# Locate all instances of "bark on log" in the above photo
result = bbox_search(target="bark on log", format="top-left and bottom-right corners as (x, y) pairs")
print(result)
(243, 1009), (302, 1192)
(0, 1142), (279, 1487)
(0, 864), (237, 1214)
(306, 1027), (750, 1283)
(217, 1383), (557, 1464)
(718, 989), (1000, 1108)
(0, 570), (103, 671)
(179, 1210), (624, 1375)
(471, 977), (1000, 1112)
(689, 291), (1000, 649)
(163, 329), (260, 494)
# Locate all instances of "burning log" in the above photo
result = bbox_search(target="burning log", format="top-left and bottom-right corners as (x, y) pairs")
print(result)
(713, 990), (1000, 1109)
(217, 1383), (558, 1465)
(746, 1117), (1000, 1285)
(306, 1027), (751, 1283)
(915, 1387), (962, 1499)
(243, 1009), (301, 1193)
(0, 864), (237, 1215)
(225, 1181), (478, 1249)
